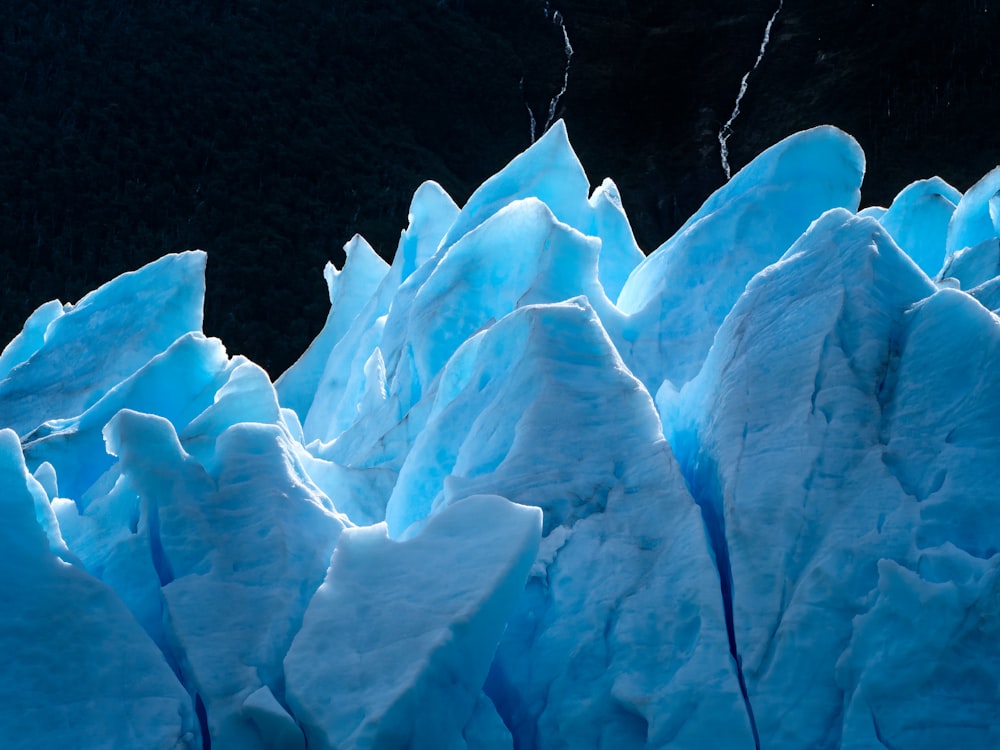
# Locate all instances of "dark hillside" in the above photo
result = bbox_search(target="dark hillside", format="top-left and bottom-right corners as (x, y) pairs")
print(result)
(2, 0), (997, 373)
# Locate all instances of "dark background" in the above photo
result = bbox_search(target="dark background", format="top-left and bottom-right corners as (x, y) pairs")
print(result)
(2, 0), (998, 375)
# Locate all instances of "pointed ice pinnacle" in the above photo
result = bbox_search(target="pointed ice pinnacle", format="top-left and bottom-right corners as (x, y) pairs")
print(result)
(718, 1), (784, 180)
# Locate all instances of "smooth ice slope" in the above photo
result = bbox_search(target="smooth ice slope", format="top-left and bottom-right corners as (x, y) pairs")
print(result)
(878, 176), (961, 276)
(4, 122), (1000, 750)
(0, 299), (63, 381)
(946, 165), (1000, 255)
(439, 120), (592, 250)
(284, 495), (541, 750)
(616, 125), (865, 388)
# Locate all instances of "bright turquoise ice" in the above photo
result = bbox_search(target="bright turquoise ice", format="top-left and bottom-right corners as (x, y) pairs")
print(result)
(2, 122), (999, 749)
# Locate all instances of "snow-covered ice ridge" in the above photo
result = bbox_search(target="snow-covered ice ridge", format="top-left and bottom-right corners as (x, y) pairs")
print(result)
(2, 121), (999, 750)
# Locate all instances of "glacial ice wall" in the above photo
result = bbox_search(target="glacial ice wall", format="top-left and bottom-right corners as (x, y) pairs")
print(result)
(2, 121), (999, 749)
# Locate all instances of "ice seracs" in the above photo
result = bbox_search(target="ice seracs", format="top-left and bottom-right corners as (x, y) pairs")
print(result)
(0, 251), (205, 436)
(945, 164), (1000, 256)
(105, 403), (346, 750)
(877, 176), (961, 276)
(662, 209), (937, 747)
(616, 125), (865, 389)
(0, 429), (199, 749)
(275, 234), (389, 424)
(284, 494), (541, 750)
(3, 120), (1000, 749)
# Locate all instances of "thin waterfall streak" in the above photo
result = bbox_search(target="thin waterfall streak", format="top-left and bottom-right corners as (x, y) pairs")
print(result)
(522, 5), (573, 143)
(543, 10), (573, 133)
(520, 76), (538, 143)
(719, 0), (784, 179)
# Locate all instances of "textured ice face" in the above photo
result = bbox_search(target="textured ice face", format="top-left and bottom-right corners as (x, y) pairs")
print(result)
(284, 494), (542, 750)
(3, 121), (1000, 750)
(0, 251), (206, 436)
(615, 125), (866, 390)
(662, 209), (938, 748)
(0, 428), (199, 749)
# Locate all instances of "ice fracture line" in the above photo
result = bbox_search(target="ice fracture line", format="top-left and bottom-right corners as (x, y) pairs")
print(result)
(718, 0), (784, 179)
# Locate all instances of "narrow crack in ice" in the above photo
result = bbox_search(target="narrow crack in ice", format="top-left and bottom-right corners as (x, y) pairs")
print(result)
(718, 1), (784, 179)
(710, 486), (762, 750)
(195, 694), (212, 750)
(871, 710), (904, 750)
(668, 429), (761, 750)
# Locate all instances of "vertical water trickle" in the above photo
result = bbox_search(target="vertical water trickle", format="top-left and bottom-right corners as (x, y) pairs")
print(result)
(718, 1), (784, 179)
(520, 76), (538, 143)
(543, 10), (573, 134)
(522, 4), (574, 143)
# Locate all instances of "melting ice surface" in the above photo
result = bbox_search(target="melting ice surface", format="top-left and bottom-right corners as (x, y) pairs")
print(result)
(2, 121), (999, 749)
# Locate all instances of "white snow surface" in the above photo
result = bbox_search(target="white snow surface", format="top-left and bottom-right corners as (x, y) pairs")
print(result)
(2, 121), (1000, 749)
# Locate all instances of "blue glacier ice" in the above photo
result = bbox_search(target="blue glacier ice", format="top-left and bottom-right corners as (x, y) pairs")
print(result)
(284, 494), (541, 750)
(876, 176), (961, 277)
(945, 165), (1000, 256)
(615, 125), (864, 389)
(2, 121), (1000, 749)
(275, 234), (389, 423)
(0, 251), (205, 436)
(660, 209), (936, 748)
(0, 429), (199, 748)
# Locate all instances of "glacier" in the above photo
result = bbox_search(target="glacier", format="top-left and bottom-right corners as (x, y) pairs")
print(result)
(2, 120), (999, 749)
